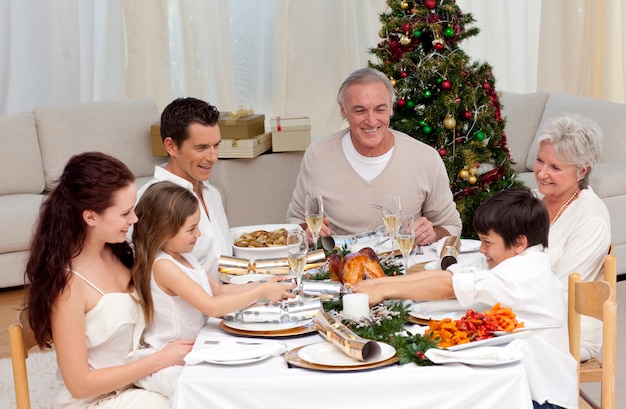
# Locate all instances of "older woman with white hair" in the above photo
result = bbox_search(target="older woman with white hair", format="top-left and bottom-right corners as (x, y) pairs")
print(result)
(533, 112), (611, 361)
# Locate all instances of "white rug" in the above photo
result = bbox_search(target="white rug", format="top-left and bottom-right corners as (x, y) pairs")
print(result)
(0, 350), (58, 409)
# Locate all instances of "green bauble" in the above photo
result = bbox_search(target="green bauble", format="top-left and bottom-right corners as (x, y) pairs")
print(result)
(475, 130), (485, 141)
(423, 125), (433, 134)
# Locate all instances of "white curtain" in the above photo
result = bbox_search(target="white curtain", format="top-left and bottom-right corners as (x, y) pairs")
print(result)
(2, 0), (625, 128)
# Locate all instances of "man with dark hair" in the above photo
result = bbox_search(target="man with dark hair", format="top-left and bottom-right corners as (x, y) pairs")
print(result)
(135, 97), (230, 280)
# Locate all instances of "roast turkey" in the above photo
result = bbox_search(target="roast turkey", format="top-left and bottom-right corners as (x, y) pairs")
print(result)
(327, 247), (385, 287)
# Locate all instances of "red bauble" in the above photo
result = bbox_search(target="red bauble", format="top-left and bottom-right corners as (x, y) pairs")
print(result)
(482, 82), (491, 90)
(434, 42), (444, 51)
(463, 110), (472, 119)
(401, 23), (412, 33)
(424, 0), (437, 10)
(462, 70), (467, 78)
(400, 70), (408, 78)
(440, 80), (452, 90)
(438, 148), (447, 156)
(397, 99), (407, 107)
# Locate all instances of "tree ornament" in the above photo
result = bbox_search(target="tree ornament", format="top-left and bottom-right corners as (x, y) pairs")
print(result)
(475, 130), (485, 141)
(419, 120), (426, 127)
(440, 79), (452, 90)
(444, 27), (455, 37)
(459, 168), (469, 179)
(406, 100), (415, 109)
(438, 148), (447, 156)
(378, 29), (387, 39)
(424, 0), (437, 10)
(434, 42), (444, 50)
(431, 26), (444, 49)
(400, 35), (412, 46)
(401, 23), (412, 33)
(469, 166), (478, 176)
(390, 78), (397, 87)
(400, 70), (408, 78)
(412, 29), (422, 38)
(463, 110), (472, 119)
(482, 82), (491, 90)
(436, 77), (443, 84)
(443, 114), (456, 129)
(423, 90), (432, 98)
(422, 125), (433, 134)
(454, 97), (461, 103)
(468, 175), (477, 184)
(397, 98), (406, 107)
(401, 1), (409, 10)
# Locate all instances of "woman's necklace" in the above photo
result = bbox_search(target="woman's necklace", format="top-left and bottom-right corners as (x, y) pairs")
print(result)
(549, 188), (579, 226)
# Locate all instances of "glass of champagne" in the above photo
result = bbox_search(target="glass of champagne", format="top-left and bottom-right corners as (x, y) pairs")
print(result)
(382, 193), (401, 250)
(287, 228), (308, 294)
(396, 214), (415, 274)
(305, 193), (324, 250)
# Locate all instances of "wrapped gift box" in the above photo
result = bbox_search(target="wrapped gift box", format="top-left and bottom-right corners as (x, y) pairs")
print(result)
(150, 123), (167, 156)
(272, 129), (311, 152)
(218, 132), (272, 158)
(270, 116), (311, 132)
(218, 113), (265, 139)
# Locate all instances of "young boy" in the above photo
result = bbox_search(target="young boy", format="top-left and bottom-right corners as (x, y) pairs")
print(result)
(354, 187), (577, 409)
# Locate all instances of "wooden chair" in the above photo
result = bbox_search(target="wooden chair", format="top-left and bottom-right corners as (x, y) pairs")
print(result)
(568, 273), (617, 409)
(8, 309), (40, 409)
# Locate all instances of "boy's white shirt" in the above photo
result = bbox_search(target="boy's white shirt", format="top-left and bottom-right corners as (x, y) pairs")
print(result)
(448, 245), (578, 409)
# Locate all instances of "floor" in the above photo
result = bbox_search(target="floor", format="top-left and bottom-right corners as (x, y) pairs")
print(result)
(1, 284), (624, 407)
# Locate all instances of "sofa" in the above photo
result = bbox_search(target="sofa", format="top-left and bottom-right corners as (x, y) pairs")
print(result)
(0, 92), (624, 289)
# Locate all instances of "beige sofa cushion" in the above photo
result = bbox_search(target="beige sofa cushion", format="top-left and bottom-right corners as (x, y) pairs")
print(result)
(35, 99), (162, 190)
(0, 194), (45, 253)
(500, 91), (550, 173)
(0, 112), (45, 195)
(526, 93), (626, 171)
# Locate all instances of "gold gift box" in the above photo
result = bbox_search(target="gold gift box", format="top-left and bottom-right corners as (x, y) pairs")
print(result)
(218, 113), (265, 139)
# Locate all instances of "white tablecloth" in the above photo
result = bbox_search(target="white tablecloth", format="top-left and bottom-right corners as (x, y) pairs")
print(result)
(173, 318), (533, 409)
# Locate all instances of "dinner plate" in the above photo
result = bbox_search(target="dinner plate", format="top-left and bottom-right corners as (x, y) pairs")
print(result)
(447, 329), (536, 351)
(297, 341), (396, 367)
(229, 274), (273, 285)
(433, 238), (482, 254)
(219, 320), (316, 338)
(285, 344), (399, 372)
(410, 299), (490, 321)
(204, 355), (271, 365)
(222, 318), (311, 332)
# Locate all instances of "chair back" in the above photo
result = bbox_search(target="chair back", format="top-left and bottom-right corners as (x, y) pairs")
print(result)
(603, 244), (616, 299)
(568, 273), (617, 409)
(8, 309), (39, 409)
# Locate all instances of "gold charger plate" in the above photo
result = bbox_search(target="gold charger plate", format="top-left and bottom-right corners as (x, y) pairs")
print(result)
(407, 315), (430, 325)
(219, 320), (316, 338)
(285, 344), (400, 372)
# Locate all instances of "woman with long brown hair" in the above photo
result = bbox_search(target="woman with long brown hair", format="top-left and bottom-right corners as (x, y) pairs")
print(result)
(25, 152), (193, 408)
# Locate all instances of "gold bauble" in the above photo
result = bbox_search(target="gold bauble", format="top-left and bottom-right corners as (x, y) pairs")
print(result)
(390, 78), (397, 87)
(378, 29), (386, 39)
(400, 1), (409, 9)
(469, 166), (478, 176)
(399, 35), (411, 46)
(459, 169), (469, 180)
(468, 175), (478, 184)
(443, 115), (456, 130)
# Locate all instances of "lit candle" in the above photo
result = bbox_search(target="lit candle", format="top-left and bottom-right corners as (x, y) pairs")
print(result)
(342, 293), (370, 319)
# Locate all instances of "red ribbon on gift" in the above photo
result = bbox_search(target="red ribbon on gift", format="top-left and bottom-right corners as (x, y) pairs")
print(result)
(276, 116), (282, 132)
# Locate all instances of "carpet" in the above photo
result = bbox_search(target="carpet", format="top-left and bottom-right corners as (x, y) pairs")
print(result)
(0, 350), (58, 409)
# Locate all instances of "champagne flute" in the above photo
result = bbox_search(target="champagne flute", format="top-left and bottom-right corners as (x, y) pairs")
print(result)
(287, 229), (308, 294)
(382, 193), (401, 250)
(396, 214), (415, 274)
(305, 193), (324, 250)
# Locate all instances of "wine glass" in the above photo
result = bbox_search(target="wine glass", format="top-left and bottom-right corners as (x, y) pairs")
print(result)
(382, 193), (401, 250)
(396, 214), (415, 274)
(305, 193), (324, 250)
(287, 229), (308, 294)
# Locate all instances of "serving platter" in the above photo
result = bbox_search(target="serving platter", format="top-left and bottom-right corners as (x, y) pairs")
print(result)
(219, 319), (316, 338)
(410, 300), (490, 322)
(285, 344), (399, 372)
(446, 329), (535, 351)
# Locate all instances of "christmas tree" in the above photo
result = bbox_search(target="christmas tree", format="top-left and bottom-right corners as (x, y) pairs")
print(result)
(369, 0), (522, 239)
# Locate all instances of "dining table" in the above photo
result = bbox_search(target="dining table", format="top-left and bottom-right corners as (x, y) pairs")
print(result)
(173, 237), (534, 408)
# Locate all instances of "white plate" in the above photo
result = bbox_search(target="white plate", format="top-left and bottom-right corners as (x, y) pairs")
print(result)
(297, 341), (396, 367)
(424, 260), (439, 270)
(447, 329), (535, 351)
(204, 355), (271, 365)
(222, 318), (312, 332)
(229, 274), (273, 285)
(433, 237), (482, 254)
(410, 299), (490, 321)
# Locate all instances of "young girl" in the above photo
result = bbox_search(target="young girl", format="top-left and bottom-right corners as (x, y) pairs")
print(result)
(25, 152), (192, 409)
(131, 181), (295, 399)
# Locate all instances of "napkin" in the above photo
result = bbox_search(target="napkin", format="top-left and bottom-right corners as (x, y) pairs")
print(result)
(424, 339), (524, 366)
(184, 340), (286, 364)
